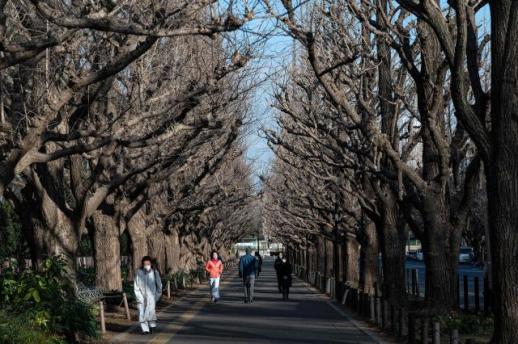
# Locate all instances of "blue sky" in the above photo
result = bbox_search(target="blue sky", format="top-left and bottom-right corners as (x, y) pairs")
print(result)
(235, 0), (490, 182)
(235, 6), (295, 180)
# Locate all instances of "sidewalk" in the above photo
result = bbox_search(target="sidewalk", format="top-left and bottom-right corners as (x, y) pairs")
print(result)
(108, 259), (391, 343)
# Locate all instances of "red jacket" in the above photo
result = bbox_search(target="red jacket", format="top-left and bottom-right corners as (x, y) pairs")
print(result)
(205, 259), (223, 278)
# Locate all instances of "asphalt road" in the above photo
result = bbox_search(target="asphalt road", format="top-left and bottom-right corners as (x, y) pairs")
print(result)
(112, 259), (382, 344)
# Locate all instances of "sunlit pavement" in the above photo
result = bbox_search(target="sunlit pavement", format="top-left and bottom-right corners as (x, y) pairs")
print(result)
(112, 259), (382, 344)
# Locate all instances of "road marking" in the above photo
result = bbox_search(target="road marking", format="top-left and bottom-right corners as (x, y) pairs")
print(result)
(147, 297), (208, 344)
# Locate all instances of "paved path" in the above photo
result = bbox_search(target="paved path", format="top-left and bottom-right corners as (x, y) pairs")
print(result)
(111, 259), (382, 344)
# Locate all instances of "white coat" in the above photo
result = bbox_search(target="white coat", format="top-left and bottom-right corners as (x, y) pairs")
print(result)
(134, 268), (162, 323)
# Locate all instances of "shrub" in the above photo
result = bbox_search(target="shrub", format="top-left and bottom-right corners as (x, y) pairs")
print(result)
(441, 311), (493, 335)
(0, 310), (64, 344)
(0, 256), (98, 343)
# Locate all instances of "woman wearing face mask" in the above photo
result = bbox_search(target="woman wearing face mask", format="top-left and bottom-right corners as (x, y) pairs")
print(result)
(280, 257), (292, 301)
(205, 251), (224, 302)
(134, 256), (162, 335)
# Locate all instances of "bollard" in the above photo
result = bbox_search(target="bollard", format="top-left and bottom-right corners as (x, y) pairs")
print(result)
(432, 321), (440, 344)
(450, 328), (460, 344)
(122, 293), (131, 321)
(167, 280), (171, 299)
(99, 300), (106, 334)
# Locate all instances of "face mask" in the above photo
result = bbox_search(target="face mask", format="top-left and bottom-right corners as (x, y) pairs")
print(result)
(144, 265), (151, 271)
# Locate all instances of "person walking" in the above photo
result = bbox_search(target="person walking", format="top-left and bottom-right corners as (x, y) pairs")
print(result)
(255, 251), (263, 277)
(239, 247), (258, 303)
(205, 251), (224, 302)
(134, 256), (162, 335)
(274, 253), (284, 293)
(280, 257), (292, 300)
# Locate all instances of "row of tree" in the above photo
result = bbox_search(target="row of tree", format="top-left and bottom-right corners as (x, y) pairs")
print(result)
(0, 0), (258, 291)
(262, 0), (517, 342)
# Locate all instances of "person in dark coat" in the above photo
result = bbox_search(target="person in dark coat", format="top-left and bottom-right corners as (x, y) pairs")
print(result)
(274, 253), (284, 293)
(254, 251), (263, 277)
(280, 257), (292, 300)
(239, 247), (258, 303)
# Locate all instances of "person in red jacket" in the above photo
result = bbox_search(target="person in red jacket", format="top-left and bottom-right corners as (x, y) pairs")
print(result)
(205, 251), (224, 302)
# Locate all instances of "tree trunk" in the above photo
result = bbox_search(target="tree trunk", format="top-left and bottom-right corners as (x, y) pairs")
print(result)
(163, 232), (178, 276)
(307, 242), (316, 276)
(325, 237), (333, 282)
(92, 210), (122, 291)
(360, 219), (379, 295)
(29, 187), (78, 275)
(127, 209), (148, 274)
(317, 235), (325, 276)
(148, 229), (167, 274)
(378, 198), (407, 305)
(489, 2), (518, 340)
(421, 196), (461, 311)
(332, 234), (342, 298)
(344, 232), (359, 287)
(335, 238), (343, 282)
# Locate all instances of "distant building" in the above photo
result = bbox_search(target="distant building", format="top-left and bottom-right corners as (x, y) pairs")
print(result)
(234, 235), (283, 256)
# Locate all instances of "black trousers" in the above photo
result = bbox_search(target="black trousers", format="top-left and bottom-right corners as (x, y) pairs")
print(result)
(276, 272), (282, 292)
(282, 278), (291, 299)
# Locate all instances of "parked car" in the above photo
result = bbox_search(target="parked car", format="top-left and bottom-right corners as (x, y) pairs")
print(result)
(459, 247), (475, 264)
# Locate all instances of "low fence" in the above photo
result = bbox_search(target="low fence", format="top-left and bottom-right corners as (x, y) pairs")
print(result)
(76, 284), (131, 334)
(405, 268), (492, 313)
(293, 264), (482, 344)
(1, 256), (129, 270)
